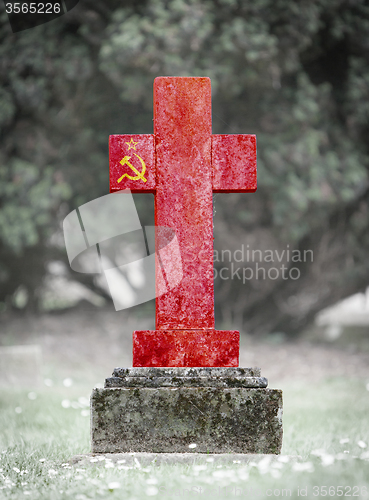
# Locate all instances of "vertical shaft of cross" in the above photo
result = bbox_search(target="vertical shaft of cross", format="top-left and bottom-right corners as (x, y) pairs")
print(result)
(154, 77), (214, 330)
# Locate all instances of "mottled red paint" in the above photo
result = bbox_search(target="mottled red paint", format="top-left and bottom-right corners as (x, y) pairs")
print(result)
(133, 330), (239, 367)
(109, 77), (257, 367)
(154, 78), (214, 329)
(212, 135), (257, 193)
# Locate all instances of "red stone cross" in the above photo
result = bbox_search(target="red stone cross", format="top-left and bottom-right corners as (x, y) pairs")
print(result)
(109, 77), (256, 367)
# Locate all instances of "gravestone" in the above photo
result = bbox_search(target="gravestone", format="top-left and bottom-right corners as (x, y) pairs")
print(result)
(91, 77), (283, 453)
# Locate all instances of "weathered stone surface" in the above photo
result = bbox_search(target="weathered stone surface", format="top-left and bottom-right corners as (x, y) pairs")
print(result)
(133, 329), (239, 367)
(91, 385), (283, 454)
(105, 376), (268, 388)
(107, 367), (266, 388)
(113, 367), (261, 377)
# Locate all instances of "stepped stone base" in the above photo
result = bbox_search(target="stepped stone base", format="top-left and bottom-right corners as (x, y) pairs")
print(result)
(91, 368), (283, 454)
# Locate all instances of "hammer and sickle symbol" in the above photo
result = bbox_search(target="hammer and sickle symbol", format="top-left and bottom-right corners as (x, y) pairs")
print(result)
(117, 153), (147, 183)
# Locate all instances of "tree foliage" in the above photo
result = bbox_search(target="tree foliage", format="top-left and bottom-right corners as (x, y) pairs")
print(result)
(1, 0), (369, 333)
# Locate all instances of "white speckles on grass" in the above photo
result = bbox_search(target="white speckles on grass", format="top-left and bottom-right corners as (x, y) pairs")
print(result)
(108, 481), (121, 490)
(193, 465), (207, 472)
(271, 461), (283, 470)
(188, 443), (197, 449)
(2, 377), (369, 499)
(63, 378), (73, 387)
(146, 486), (159, 496)
(311, 449), (325, 456)
(15, 407), (22, 414)
(212, 468), (237, 479)
(27, 392), (37, 400)
(61, 395), (91, 413)
(321, 455), (335, 467)
(310, 449), (335, 466)
(256, 456), (272, 474)
(270, 468), (282, 479)
(358, 440), (367, 448)
(292, 462), (314, 472)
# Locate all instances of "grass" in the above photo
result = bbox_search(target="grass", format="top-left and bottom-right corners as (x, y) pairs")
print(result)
(0, 378), (369, 499)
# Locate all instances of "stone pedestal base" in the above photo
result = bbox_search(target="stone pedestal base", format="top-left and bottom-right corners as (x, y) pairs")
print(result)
(91, 368), (283, 454)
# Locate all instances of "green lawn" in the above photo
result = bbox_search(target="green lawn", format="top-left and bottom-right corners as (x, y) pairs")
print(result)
(0, 378), (368, 499)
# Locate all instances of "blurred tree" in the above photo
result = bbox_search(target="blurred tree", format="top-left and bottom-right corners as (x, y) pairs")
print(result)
(0, 0), (149, 310)
(0, 0), (368, 334)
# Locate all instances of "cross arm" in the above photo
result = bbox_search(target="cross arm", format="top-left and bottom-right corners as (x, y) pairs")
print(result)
(212, 134), (257, 193)
(109, 134), (156, 193)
